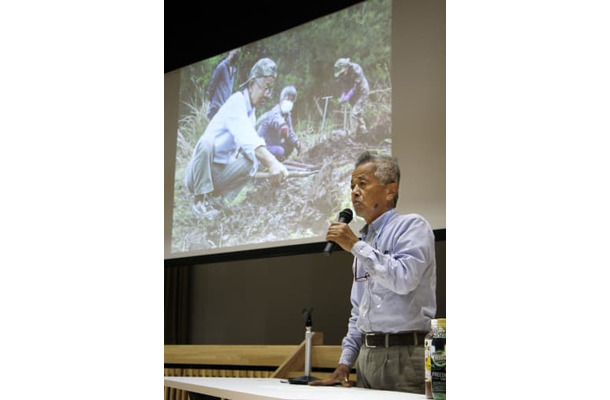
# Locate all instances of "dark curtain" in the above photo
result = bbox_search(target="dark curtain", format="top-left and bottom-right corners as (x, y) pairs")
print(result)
(164, 265), (190, 344)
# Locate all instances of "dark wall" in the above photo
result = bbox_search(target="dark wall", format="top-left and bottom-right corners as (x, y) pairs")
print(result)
(186, 241), (445, 345)
(165, 1), (366, 74)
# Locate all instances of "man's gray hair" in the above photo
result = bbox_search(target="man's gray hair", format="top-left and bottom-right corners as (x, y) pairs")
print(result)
(355, 151), (400, 205)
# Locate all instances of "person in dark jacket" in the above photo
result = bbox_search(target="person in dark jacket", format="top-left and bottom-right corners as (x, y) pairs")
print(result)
(256, 85), (301, 161)
(334, 57), (369, 136)
(206, 48), (241, 120)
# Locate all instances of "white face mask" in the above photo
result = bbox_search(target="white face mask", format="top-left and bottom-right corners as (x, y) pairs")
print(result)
(280, 100), (293, 114)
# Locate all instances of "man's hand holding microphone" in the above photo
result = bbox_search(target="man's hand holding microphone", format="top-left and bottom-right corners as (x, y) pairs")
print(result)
(323, 209), (358, 256)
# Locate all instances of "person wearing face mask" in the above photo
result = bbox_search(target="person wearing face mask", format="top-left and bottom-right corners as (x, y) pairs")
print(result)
(256, 85), (301, 162)
(183, 58), (289, 219)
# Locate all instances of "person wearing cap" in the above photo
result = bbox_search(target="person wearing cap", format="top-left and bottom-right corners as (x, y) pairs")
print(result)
(183, 57), (289, 218)
(206, 48), (241, 120)
(334, 57), (369, 136)
(256, 85), (301, 162)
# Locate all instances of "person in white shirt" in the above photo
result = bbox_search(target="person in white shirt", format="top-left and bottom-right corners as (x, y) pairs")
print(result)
(183, 57), (289, 218)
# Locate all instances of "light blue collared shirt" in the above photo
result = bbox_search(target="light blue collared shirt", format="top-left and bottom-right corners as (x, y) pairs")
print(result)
(339, 208), (437, 368)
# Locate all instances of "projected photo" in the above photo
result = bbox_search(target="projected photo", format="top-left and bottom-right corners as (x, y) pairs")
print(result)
(170, 0), (392, 258)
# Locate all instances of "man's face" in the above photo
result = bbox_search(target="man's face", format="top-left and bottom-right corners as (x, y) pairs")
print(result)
(251, 77), (275, 108)
(350, 162), (395, 224)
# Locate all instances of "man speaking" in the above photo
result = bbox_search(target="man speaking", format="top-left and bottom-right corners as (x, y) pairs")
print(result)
(310, 151), (437, 394)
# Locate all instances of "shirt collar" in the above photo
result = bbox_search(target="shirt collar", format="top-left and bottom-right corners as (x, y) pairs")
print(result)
(359, 208), (396, 241)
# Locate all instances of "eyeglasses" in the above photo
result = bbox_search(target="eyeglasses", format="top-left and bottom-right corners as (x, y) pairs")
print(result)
(354, 259), (369, 282)
(255, 79), (273, 96)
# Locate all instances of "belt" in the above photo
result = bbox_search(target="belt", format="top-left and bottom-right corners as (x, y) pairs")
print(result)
(363, 331), (427, 348)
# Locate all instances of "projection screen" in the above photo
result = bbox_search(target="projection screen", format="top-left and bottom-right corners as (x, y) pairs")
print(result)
(165, 0), (445, 261)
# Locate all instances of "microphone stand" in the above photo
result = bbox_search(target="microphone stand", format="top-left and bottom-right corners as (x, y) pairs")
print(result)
(304, 324), (313, 378)
(288, 309), (320, 384)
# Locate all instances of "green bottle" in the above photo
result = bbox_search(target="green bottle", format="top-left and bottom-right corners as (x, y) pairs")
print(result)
(430, 318), (446, 400)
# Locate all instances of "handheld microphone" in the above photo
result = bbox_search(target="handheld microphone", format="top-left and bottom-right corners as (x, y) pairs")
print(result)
(323, 208), (353, 256)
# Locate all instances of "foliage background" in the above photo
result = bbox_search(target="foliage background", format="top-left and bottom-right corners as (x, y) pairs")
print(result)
(171, 0), (392, 254)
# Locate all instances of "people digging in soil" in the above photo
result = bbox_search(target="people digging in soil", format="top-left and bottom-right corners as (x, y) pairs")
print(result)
(334, 57), (370, 136)
(183, 57), (289, 219)
(256, 85), (301, 162)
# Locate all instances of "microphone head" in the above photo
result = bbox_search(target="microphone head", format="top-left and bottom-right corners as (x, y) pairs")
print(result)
(338, 208), (353, 223)
(323, 208), (354, 256)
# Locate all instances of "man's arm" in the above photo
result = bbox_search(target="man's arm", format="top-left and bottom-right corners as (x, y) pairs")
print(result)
(254, 146), (289, 183)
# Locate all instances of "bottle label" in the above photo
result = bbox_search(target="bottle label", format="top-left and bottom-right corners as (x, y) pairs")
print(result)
(431, 337), (446, 399)
(424, 336), (434, 399)
(425, 337), (433, 378)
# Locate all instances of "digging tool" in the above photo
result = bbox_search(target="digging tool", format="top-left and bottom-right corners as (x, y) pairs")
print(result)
(283, 160), (319, 171)
(254, 160), (320, 179)
(319, 96), (332, 134)
(254, 170), (318, 179)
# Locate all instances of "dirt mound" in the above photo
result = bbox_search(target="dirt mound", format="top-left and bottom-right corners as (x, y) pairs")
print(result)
(174, 121), (391, 254)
